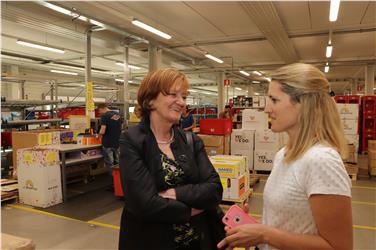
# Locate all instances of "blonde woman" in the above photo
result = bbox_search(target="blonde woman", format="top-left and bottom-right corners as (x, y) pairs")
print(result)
(218, 63), (352, 250)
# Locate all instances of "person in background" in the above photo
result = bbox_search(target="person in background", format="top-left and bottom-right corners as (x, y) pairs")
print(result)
(218, 104), (231, 119)
(180, 105), (195, 132)
(218, 63), (353, 250)
(98, 103), (122, 175)
(118, 68), (224, 250)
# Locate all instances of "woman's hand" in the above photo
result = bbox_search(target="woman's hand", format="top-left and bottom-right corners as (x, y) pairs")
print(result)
(158, 188), (176, 200)
(217, 224), (267, 249)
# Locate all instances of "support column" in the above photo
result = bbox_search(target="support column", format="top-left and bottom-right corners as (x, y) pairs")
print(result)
(248, 85), (255, 96)
(8, 66), (20, 99)
(365, 65), (375, 95)
(122, 45), (130, 128)
(217, 72), (226, 117)
(148, 43), (161, 71)
(85, 29), (94, 127)
(20, 81), (25, 99)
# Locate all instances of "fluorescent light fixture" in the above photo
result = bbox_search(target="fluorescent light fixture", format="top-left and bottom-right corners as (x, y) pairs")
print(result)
(17, 40), (64, 54)
(253, 71), (263, 76)
(239, 70), (250, 76)
(115, 79), (133, 83)
(50, 70), (78, 75)
(205, 54), (223, 64)
(324, 65), (330, 73)
(326, 45), (333, 58)
(329, 0), (341, 22)
(265, 77), (271, 82)
(189, 89), (198, 92)
(254, 92), (260, 96)
(235, 87), (242, 91)
(115, 62), (141, 70)
(132, 19), (172, 39)
(252, 81), (260, 84)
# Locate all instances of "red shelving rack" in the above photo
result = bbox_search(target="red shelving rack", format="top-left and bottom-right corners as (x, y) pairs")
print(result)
(361, 96), (376, 152)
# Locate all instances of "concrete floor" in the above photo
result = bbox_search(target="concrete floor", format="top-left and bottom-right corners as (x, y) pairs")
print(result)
(2, 157), (376, 249)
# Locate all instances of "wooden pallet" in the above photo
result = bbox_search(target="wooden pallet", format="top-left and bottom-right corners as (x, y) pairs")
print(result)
(221, 188), (253, 207)
(345, 163), (358, 181)
(249, 175), (260, 187)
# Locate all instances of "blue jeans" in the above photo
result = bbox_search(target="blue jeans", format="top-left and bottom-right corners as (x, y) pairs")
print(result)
(102, 147), (119, 175)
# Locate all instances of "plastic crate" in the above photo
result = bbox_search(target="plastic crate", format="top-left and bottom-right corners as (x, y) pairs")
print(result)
(335, 95), (361, 104)
(112, 167), (124, 197)
(362, 96), (376, 115)
(199, 118), (232, 135)
(362, 116), (376, 134)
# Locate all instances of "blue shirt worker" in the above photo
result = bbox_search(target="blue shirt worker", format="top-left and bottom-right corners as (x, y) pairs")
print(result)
(180, 106), (195, 131)
(98, 103), (122, 175)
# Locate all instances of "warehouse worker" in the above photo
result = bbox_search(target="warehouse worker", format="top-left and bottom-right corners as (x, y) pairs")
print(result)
(180, 105), (195, 132)
(98, 103), (122, 176)
(218, 104), (231, 119)
(218, 63), (353, 250)
(118, 68), (224, 250)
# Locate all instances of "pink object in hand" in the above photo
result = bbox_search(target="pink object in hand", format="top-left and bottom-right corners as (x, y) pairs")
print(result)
(222, 205), (259, 228)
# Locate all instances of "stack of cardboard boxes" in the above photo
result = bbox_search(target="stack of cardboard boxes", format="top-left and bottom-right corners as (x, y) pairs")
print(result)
(336, 103), (359, 163)
(210, 155), (249, 200)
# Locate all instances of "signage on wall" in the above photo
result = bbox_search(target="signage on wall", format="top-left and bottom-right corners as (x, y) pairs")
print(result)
(224, 79), (231, 86)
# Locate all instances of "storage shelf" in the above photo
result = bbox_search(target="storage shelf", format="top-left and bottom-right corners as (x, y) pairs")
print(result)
(2, 100), (62, 108)
(65, 155), (103, 166)
(2, 118), (62, 126)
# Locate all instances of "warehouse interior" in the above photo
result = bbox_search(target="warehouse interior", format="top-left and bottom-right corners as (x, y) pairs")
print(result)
(1, 1), (375, 250)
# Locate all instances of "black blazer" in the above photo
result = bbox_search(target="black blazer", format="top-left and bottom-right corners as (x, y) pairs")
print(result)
(118, 118), (223, 250)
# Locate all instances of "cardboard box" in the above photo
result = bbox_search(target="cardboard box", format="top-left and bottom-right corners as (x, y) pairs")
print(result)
(341, 119), (358, 135)
(211, 155), (247, 171)
(199, 134), (230, 155)
(220, 175), (245, 200)
(344, 144), (358, 163)
(255, 130), (281, 151)
(231, 149), (253, 171)
(345, 134), (359, 151)
(368, 140), (376, 151)
(336, 103), (359, 119)
(242, 109), (269, 130)
(254, 150), (276, 171)
(231, 129), (254, 151)
(17, 148), (62, 208)
(210, 159), (244, 178)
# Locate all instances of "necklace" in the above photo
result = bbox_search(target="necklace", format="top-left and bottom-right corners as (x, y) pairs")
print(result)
(156, 129), (175, 144)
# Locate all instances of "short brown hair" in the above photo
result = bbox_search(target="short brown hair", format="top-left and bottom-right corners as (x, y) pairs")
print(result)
(97, 103), (108, 109)
(137, 68), (189, 117)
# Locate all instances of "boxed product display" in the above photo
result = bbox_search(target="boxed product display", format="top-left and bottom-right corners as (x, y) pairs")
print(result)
(255, 129), (281, 151)
(336, 103), (359, 119)
(17, 147), (62, 208)
(199, 118), (232, 135)
(345, 134), (359, 151)
(198, 134), (230, 156)
(231, 129), (255, 151)
(210, 159), (245, 178)
(369, 140), (376, 151)
(341, 119), (358, 135)
(254, 150), (276, 171)
(231, 149), (253, 171)
(344, 144), (358, 163)
(242, 109), (268, 130)
(210, 155), (248, 171)
(220, 175), (245, 200)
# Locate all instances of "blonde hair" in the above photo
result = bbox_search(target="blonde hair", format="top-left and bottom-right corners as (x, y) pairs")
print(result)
(271, 63), (348, 163)
(137, 68), (189, 117)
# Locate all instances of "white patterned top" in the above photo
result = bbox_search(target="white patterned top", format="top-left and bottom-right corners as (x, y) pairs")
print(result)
(259, 144), (351, 250)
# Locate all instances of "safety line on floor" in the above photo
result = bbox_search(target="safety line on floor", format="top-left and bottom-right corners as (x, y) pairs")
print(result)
(8, 204), (376, 231)
(253, 193), (376, 206)
(87, 220), (120, 230)
(7, 204), (120, 230)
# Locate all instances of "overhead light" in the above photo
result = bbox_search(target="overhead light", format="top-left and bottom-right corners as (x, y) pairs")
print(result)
(254, 92), (260, 96)
(326, 45), (333, 58)
(39, 2), (105, 29)
(324, 65), (330, 73)
(239, 70), (250, 76)
(115, 79), (133, 83)
(265, 77), (271, 82)
(17, 40), (65, 54)
(252, 81), (260, 84)
(235, 87), (242, 91)
(132, 19), (172, 39)
(253, 71), (263, 76)
(115, 62), (141, 70)
(205, 54), (223, 64)
(189, 89), (198, 92)
(329, 0), (341, 22)
(50, 69), (78, 75)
